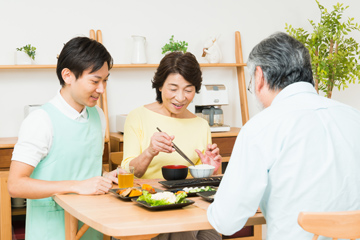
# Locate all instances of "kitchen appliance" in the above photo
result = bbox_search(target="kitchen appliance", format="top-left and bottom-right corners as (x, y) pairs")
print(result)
(193, 84), (230, 132)
(24, 104), (42, 118)
(116, 114), (127, 133)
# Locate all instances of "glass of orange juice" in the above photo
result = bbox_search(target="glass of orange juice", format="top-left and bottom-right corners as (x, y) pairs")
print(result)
(117, 166), (134, 188)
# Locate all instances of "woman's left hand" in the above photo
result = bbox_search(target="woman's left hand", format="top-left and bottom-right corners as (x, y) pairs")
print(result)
(195, 143), (222, 173)
(103, 169), (119, 184)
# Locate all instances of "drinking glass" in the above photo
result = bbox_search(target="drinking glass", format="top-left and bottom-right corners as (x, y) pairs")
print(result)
(117, 166), (134, 188)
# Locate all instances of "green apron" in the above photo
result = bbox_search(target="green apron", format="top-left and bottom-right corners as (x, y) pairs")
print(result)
(25, 103), (103, 240)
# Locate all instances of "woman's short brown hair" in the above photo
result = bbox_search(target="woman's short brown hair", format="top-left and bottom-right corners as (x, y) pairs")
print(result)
(152, 52), (202, 103)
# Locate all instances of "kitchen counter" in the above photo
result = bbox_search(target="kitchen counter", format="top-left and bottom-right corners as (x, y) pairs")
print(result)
(0, 137), (17, 149)
(0, 137), (17, 170)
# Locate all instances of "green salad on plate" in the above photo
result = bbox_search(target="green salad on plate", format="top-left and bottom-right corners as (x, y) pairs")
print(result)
(137, 191), (187, 206)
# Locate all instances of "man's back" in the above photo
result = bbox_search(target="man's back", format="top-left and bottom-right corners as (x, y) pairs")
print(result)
(208, 82), (360, 240)
(255, 82), (360, 239)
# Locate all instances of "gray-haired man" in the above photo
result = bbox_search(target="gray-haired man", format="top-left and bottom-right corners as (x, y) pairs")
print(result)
(207, 32), (360, 240)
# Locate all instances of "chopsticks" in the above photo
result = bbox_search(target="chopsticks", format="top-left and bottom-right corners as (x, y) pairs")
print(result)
(156, 127), (195, 166)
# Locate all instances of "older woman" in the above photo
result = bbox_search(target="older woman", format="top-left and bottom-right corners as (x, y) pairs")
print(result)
(121, 51), (222, 240)
(121, 51), (221, 179)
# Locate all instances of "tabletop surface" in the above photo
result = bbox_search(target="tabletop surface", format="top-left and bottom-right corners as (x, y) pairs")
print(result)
(53, 178), (265, 238)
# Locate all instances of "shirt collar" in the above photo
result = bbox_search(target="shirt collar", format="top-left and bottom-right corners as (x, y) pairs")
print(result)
(53, 89), (88, 121)
(271, 82), (317, 106)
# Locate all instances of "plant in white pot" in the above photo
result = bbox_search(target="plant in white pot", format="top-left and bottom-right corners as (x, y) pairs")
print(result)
(285, 0), (360, 98)
(161, 35), (188, 54)
(15, 44), (36, 65)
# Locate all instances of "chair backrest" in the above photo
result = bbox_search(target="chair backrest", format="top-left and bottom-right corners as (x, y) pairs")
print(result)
(0, 171), (12, 240)
(109, 152), (123, 171)
(298, 211), (360, 240)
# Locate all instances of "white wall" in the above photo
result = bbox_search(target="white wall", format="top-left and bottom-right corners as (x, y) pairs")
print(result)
(1, 0), (359, 139)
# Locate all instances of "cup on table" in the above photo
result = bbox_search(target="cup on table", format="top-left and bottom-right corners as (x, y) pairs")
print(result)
(117, 166), (134, 188)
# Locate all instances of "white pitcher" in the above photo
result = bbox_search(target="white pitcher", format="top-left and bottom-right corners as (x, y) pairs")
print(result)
(131, 35), (147, 64)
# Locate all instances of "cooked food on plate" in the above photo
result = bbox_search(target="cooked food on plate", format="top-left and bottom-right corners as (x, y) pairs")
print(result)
(183, 186), (216, 193)
(116, 186), (156, 197)
(141, 184), (156, 194)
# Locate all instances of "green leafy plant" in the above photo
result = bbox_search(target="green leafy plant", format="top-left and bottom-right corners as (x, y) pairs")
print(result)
(161, 35), (188, 54)
(285, 0), (360, 98)
(16, 44), (36, 60)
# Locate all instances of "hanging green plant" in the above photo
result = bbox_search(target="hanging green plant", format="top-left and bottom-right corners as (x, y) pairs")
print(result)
(161, 35), (188, 54)
(16, 44), (36, 60)
(285, 0), (360, 98)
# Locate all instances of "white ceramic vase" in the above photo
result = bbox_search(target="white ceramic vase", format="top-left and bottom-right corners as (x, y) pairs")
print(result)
(131, 35), (147, 64)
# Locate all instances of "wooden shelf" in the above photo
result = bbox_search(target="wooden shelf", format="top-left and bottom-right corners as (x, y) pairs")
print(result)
(0, 63), (246, 70)
(0, 65), (56, 69)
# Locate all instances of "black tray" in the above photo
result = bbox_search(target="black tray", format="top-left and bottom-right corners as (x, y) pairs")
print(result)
(196, 191), (217, 202)
(159, 176), (222, 188)
(131, 198), (195, 210)
(110, 187), (163, 201)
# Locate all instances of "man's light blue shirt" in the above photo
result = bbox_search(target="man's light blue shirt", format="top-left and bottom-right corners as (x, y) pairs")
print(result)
(207, 82), (360, 240)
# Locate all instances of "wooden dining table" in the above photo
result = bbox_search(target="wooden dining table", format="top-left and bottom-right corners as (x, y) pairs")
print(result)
(53, 178), (265, 240)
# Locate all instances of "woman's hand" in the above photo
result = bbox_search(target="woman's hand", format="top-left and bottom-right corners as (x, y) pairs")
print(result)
(147, 132), (175, 157)
(131, 132), (176, 178)
(103, 169), (119, 184)
(195, 143), (222, 173)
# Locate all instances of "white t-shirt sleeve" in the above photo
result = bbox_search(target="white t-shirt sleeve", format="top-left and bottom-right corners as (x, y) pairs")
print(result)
(11, 109), (52, 168)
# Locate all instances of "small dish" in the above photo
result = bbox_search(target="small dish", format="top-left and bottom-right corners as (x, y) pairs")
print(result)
(110, 187), (163, 201)
(196, 191), (217, 202)
(189, 164), (215, 178)
(162, 165), (188, 181)
(131, 198), (195, 210)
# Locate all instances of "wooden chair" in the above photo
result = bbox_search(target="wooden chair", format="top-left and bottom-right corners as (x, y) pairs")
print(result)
(0, 171), (12, 240)
(109, 152), (123, 171)
(89, 29), (112, 170)
(298, 211), (360, 240)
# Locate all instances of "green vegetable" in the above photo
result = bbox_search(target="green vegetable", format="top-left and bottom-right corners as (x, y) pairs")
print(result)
(137, 191), (188, 206)
(175, 192), (187, 204)
(187, 186), (216, 193)
(137, 191), (170, 206)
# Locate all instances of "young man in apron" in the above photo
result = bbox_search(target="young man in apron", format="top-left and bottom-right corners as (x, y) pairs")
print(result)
(8, 36), (119, 240)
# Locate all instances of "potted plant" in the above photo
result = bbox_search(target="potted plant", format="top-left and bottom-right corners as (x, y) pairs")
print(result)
(15, 44), (36, 65)
(161, 35), (188, 54)
(285, 0), (360, 98)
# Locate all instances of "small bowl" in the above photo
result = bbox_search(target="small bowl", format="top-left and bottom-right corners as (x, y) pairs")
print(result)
(189, 164), (215, 178)
(162, 165), (189, 181)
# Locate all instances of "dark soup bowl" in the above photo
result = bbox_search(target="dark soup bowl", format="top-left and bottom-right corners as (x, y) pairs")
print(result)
(162, 165), (189, 181)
